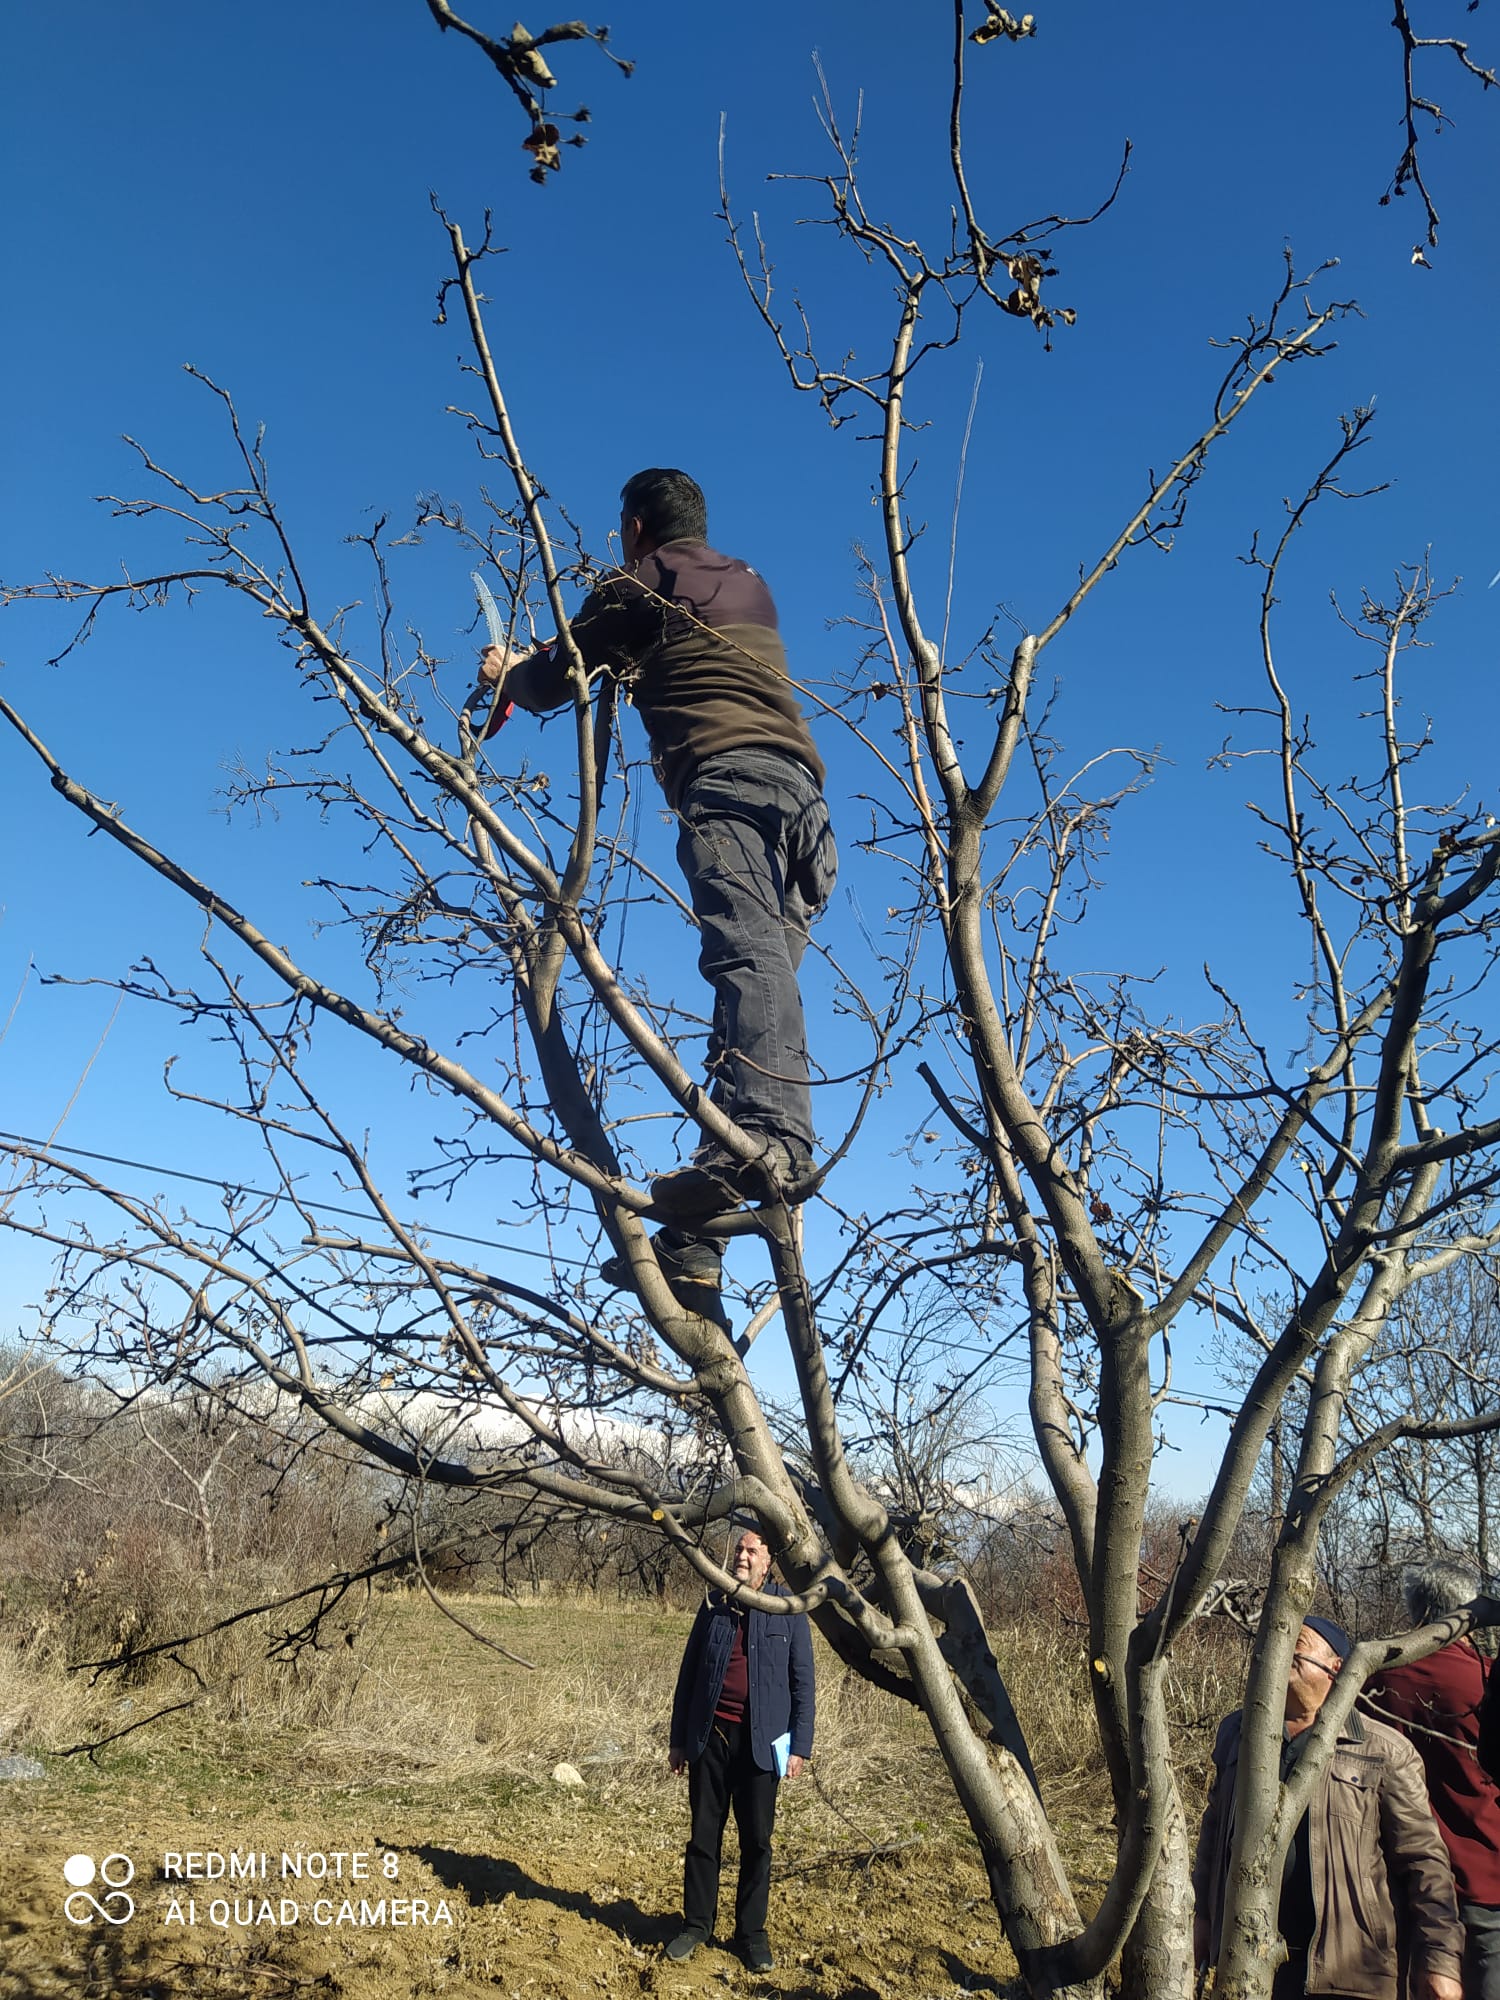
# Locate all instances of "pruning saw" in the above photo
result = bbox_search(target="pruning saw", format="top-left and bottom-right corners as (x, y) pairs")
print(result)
(467, 568), (516, 740)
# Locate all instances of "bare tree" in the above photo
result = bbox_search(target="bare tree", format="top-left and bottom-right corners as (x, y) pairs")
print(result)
(1319, 1242), (1500, 1594)
(4, 10), (1500, 1999)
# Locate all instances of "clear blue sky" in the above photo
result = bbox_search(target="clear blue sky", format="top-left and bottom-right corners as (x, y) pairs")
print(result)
(2, 3), (1496, 1489)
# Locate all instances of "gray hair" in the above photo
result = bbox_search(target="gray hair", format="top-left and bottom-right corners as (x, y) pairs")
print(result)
(1402, 1559), (1481, 1626)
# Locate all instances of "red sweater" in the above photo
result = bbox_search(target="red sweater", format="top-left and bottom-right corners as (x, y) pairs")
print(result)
(713, 1616), (749, 1724)
(1366, 1640), (1500, 1905)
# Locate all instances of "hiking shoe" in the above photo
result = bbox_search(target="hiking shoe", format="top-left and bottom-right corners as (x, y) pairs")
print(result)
(735, 1935), (774, 1973)
(599, 1232), (730, 1333)
(650, 1139), (811, 1224)
(664, 1928), (708, 1962)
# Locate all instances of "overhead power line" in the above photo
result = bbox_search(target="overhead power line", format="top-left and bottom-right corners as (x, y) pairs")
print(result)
(2, 1133), (1028, 1368)
(0, 1127), (573, 1268)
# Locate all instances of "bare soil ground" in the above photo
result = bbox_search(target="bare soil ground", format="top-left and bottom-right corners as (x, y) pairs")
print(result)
(2, 1774), (1029, 2000)
(1, 1597), (1127, 2000)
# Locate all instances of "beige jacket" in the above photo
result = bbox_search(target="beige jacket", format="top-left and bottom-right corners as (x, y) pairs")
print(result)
(1191, 1707), (1463, 1998)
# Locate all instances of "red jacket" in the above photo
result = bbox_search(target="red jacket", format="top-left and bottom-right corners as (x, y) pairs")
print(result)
(1365, 1639), (1500, 1906)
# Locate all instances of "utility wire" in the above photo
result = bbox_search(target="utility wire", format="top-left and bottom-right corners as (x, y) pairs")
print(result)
(0, 1127), (578, 1268)
(2, 1136), (1034, 1366)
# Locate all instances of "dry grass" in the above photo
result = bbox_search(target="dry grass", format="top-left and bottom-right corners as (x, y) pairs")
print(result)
(0, 1628), (115, 1757)
(0, 1582), (1239, 1831)
(368, 1594), (968, 1832)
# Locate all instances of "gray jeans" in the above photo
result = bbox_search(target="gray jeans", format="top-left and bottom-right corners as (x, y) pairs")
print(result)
(674, 748), (836, 1151)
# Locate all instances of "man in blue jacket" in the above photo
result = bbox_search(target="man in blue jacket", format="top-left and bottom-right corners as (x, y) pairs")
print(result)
(665, 1526), (816, 1971)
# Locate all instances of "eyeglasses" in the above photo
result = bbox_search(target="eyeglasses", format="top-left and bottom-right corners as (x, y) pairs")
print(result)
(1291, 1652), (1340, 1677)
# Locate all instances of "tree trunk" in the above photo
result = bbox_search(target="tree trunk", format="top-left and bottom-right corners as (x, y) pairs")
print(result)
(875, 1562), (1105, 1997)
(1476, 1435), (1490, 1579)
(1211, 1949), (1282, 2000)
(1118, 1777), (1195, 2000)
(1268, 1411), (1284, 1550)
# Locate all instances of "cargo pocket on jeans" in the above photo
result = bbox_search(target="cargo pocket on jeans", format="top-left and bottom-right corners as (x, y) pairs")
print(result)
(790, 800), (838, 914)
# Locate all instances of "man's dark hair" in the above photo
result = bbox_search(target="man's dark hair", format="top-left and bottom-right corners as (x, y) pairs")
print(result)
(1403, 1559), (1480, 1626)
(621, 468), (707, 545)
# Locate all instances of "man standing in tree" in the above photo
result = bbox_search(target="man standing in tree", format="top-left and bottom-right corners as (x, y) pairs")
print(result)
(664, 1525), (815, 1971)
(477, 469), (836, 1325)
(1193, 1616), (1464, 2000)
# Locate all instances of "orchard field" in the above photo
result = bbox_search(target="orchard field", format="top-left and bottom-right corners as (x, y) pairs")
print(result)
(1, 1592), (1238, 2000)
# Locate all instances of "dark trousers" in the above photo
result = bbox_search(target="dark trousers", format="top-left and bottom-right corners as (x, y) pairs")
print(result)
(675, 748), (836, 1153)
(1269, 1951), (1362, 1998)
(683, 1718), (780, 1945)
(1463, 1900), (1500, 2000)
(1270, 1953), (1309, 1998)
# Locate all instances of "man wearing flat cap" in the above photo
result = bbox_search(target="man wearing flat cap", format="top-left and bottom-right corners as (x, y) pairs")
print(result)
(1193, 1616), (1464, 1999)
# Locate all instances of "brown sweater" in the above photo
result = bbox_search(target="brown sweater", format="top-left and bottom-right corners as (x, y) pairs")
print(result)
(501, 540), (824, 808)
